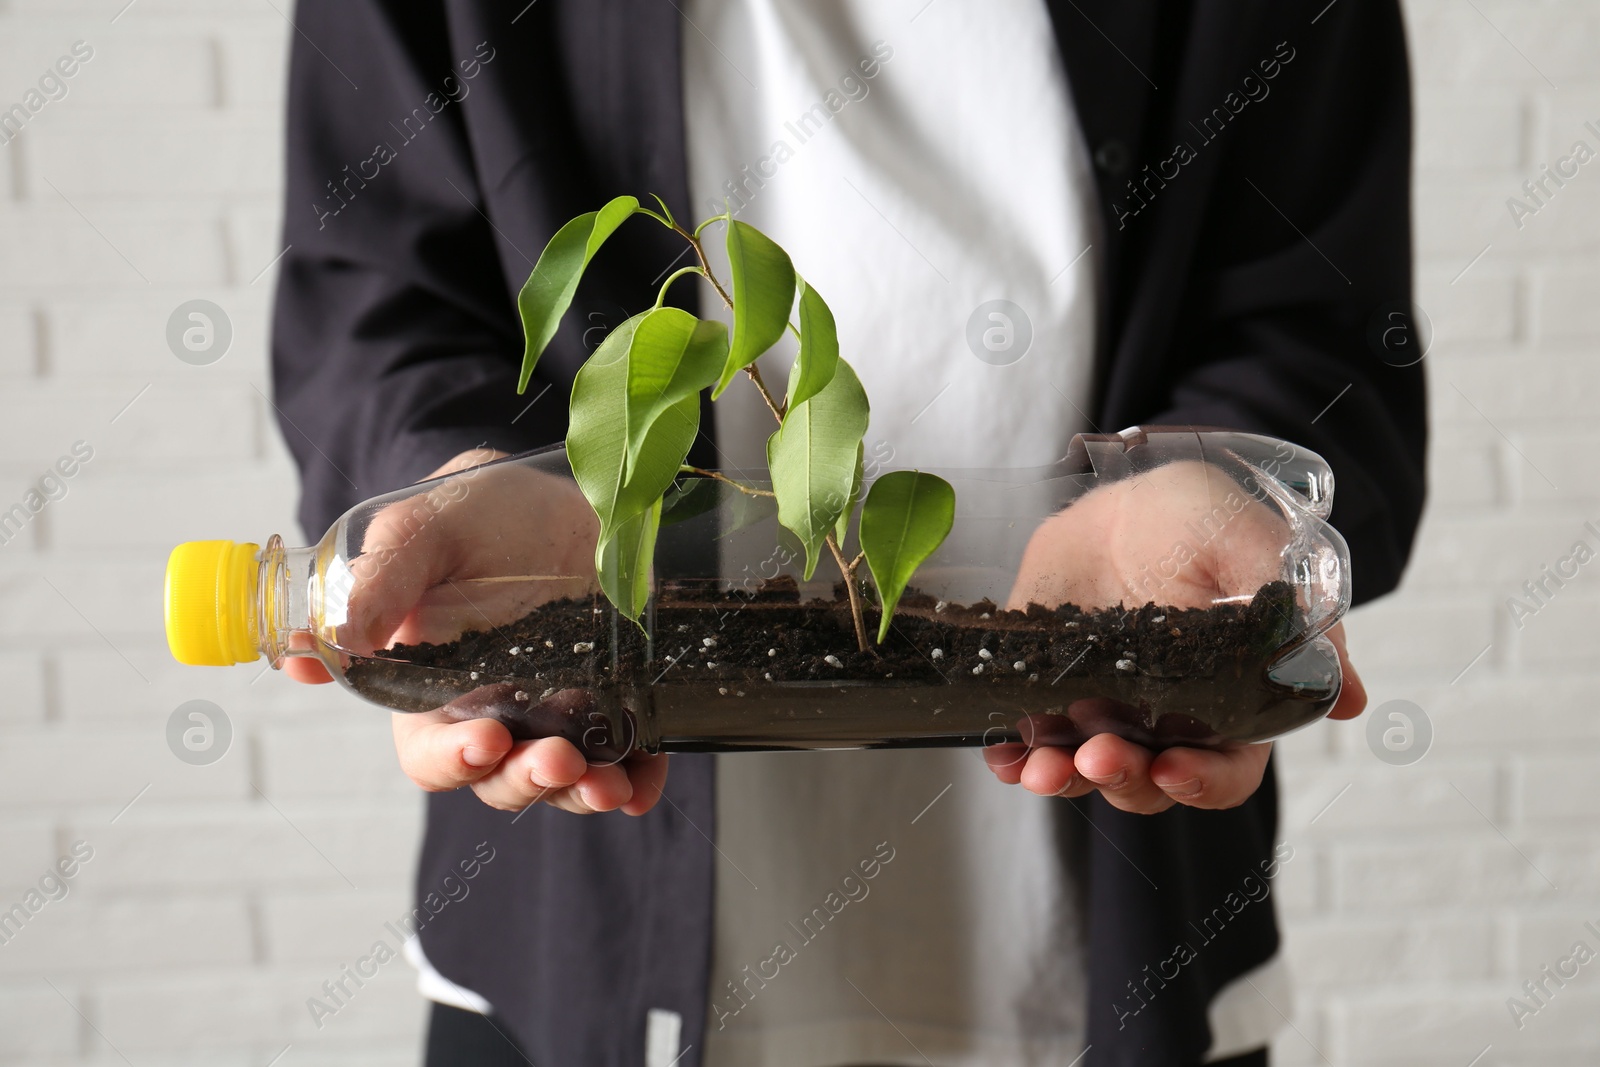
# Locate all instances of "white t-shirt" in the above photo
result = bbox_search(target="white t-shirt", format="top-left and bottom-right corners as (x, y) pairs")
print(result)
(685, 0), (1099, 474)
(683, 2), (1100, 1065)
(408, 7), (1293, 1061)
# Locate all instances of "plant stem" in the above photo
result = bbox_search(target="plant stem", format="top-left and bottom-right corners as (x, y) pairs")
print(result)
(693, 212), (730, 239)
(826, 532), (870, 653)
(679, 465), (775, 498)
(743, 363), (786, 423)
(677, 222), (787, 423)
(648, 194), (679, 229)
(655, 265), (705, 309)
(680, 223), (735, 313)
(681, 216), (870, 652)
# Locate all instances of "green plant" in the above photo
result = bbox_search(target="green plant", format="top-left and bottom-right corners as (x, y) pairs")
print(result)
(518, 195), (954, 653)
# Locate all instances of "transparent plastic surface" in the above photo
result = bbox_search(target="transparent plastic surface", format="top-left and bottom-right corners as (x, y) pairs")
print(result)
(277, 427), (1349, 757)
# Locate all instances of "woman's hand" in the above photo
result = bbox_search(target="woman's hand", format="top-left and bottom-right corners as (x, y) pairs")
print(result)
(983, 461), (1368, 813)
(984, 623), (1364, 811)
(387, 703), (669, 816)
(282, 448), (670, 817)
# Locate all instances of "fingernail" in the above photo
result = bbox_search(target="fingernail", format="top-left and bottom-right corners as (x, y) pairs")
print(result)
(1054, 773), (1083, 797)
(462, 745), (499, 768)
(1094, 769), (1127, 788)
(1161, 778), (1202, 798)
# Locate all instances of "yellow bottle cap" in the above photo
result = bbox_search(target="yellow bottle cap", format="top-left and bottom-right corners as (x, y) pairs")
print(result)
(164, 540), (261, 666)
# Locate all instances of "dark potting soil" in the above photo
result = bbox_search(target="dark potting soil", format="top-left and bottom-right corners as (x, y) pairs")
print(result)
(347, 578), (1299, 704)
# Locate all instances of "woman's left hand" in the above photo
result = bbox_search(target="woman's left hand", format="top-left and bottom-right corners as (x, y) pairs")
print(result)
(983, 622), (1366, 812)
(982, 460), (1367, 812)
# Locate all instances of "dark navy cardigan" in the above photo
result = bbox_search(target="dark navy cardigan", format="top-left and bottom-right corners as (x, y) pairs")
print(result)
(271, 2), (1424, 1063)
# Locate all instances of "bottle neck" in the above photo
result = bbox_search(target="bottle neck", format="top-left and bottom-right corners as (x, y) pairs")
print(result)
(257, 534), (319, 665)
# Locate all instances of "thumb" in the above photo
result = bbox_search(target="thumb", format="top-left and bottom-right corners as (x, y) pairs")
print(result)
(1324, 623), (1367, 720)
(283, 658), (333, 684)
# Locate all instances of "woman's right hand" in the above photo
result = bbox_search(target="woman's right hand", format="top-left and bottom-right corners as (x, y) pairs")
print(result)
(385, 700), (670, 816)
(282, 448), (670, 817)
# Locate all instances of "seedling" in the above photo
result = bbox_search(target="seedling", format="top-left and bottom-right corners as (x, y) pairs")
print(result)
(517, 195), (955, 652)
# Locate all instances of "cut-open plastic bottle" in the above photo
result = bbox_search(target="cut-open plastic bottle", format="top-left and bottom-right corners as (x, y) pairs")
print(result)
(165, 427), (1350, 761)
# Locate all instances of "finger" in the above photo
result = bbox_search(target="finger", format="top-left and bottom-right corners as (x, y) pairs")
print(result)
(1015, 745), (1095, 798)
(1148, 741), (1273, 810)
(620, 754), (670, 816)
(426, 448), (508, 479)
(392, 710), (516, 791)
(346, 495), (463, 653)
(468, 736), (595, 812)
(1324, 623), (1367, 720)
(491, 741), (632, 814)
(527, 765), (639, 816)
(1070, 734), (1175, 814)
(357, 449), (510, 649)
(1209, 497), (1294, 600)
(283, 658), (333, 684)
(982, 743), (1030, 784)
(1111, 461), (1290, 607)
(572, 761), (636, 810)
(344, 453), (508, 653)
(279, 631), (334, 683)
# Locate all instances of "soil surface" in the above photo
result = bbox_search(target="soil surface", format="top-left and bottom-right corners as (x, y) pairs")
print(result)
(345, 580), (1308, 755)
(371, 578), (1296, 687)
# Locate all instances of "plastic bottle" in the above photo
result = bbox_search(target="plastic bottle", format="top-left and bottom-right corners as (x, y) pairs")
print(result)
(165, 428), (1349, 761)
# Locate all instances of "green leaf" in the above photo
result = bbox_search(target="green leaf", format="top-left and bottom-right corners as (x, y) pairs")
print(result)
(597, 498), (661, 624)
(714, 220), (795, 398)
(721, 488), (780, 542)
(648, 193), (678, 229)
(661, 475), (778, 538)
(567, 313), (700, 542)
(835, 440), (864, 546)
(517, 195), (639, 392)
(860, 471), (956, 644)
(766, 358), (869, 580)
(660, 476), (719, 528)
(623, 308), (726, 479)
(785, 277), (839, 412)
(567, 315), (700, 623)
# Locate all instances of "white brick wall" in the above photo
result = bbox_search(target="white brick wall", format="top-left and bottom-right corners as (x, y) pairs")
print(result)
(0, 4), (425, 1064)
(1273, 4), (1600, 1063)
(0, 1), (1596, 1065)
